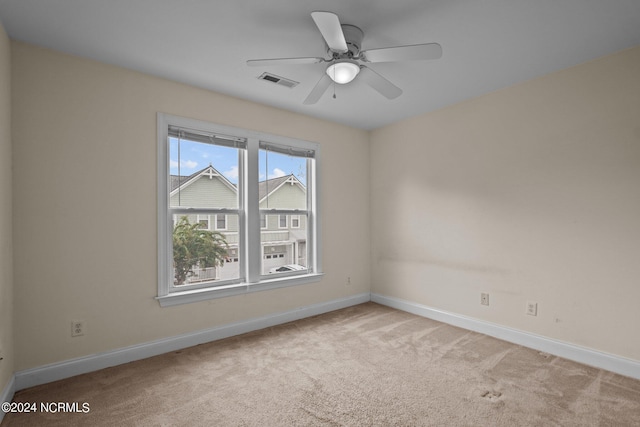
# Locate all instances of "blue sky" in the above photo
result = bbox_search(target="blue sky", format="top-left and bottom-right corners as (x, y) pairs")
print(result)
(169, 138), (307, 185)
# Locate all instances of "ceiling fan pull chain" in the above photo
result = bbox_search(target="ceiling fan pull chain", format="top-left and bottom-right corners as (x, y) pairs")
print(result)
(332, 65), (337, 99)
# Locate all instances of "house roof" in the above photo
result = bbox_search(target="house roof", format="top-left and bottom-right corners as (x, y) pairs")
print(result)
(170, 164), (236, 194)
(259, 175), (305, 202)
(171, 167), (305, 200)
(170, 170), (200, 192)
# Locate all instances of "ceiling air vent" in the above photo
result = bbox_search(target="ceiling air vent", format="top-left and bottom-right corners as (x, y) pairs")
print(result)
(257, 72), (299, 89)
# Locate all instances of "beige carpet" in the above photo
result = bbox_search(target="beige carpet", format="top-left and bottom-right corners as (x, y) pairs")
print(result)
(3, 302), (640, 426)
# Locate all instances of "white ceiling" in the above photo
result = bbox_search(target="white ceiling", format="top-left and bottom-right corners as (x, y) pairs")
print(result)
(1, 0), (640, 130)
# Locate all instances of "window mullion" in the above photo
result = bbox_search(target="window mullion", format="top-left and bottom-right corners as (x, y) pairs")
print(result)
(246, 138), (261, 283)
(308, 157), (319, 273)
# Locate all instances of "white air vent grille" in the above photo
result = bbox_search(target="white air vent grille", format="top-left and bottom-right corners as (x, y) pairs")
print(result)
(258, 72), (299, 88)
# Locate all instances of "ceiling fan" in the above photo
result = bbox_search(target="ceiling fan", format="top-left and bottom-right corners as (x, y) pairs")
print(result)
(247, 11), (442, 104)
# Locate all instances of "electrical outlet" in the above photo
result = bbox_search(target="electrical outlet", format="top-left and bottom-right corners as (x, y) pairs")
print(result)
(526, 301), (538, 316)
(346, 276), (352, 286)
(71, 320), (86, 337)
(481, 293), (489, 306)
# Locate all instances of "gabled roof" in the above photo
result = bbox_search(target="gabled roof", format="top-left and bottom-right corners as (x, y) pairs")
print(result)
(259, 174), (305, 202)
(171, 167), (305, 200)
(170, 170), (199, 192)
(170, 164), (236, 195)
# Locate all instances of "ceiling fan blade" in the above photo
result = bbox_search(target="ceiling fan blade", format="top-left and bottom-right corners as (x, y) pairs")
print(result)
(361, 43), (442, 63)
(358, 66), (402, 99)
(247, 57), (325, 67)
(311, 11), (348, 53)
(303, 74), (332, 105)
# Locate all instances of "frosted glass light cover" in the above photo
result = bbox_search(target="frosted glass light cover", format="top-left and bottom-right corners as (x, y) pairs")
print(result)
(326, 61), (360, 84)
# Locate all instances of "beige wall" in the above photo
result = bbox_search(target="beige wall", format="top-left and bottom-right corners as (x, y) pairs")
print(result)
(11, 42), (370, 370)
(371, 46), (640, 361)
(8, 34), (640, 376)
(0, 21), (14, 394)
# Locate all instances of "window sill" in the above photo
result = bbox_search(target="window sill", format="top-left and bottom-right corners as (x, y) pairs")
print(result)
(156, 273), (324, 307)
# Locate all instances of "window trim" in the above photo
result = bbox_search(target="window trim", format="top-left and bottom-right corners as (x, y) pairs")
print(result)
(278, 214), (288, 229)
(215, 214), (227, 231)
(157, 113), (322, 307)
(196, 214), (210, 230)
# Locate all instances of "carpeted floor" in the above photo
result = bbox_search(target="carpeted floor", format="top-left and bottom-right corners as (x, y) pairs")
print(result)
(3, 302), (640, 426)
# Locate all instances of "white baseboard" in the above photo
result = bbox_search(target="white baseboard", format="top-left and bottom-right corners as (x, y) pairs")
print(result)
(15, 292), (370, 391)
(1, 374), (16, 423)
(14, 291), (638, 393)
(371, 293), (640, 380)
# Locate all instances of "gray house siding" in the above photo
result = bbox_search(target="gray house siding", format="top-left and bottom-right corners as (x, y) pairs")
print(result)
(170, 173), (237, 209)
(172, 168), (308, 283)
(259, 179), (306, 211)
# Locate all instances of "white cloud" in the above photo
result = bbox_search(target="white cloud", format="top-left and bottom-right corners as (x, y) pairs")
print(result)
(170, 160), (198, 170)
(269, 168), (286, 179)
(183, 160), (198, 169)
(223, 165), (239, 181)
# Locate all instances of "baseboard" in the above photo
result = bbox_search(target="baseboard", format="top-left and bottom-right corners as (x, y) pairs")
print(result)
(0, 374), (16, 423)
(371, 293), (640, 380)
(15, 292), (370, 391)
(16, 291), (636, 392)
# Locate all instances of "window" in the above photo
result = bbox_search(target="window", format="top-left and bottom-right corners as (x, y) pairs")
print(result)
(157, 114), (322, 306)
(197, 215), (210, 230)
(215, 214), (227, 230)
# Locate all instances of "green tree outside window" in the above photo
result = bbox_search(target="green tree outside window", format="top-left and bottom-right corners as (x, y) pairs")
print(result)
(172, 216), (229, 286)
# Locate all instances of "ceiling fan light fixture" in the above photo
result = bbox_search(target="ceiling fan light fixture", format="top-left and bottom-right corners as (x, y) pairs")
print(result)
(326, 61), (360, 84)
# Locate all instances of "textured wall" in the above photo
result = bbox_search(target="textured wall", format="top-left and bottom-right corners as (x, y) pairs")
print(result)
(371, 46), (640, 361)
(11, 42), (370, 370)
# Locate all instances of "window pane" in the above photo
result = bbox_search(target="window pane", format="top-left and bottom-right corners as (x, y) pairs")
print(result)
(261, 214), (307, 275)
(259, 149), (307, 210)
(216, 214), (227, 230)
(197, 215), (210, 230)
(170, 137), (239, 209)
(172, 213), (240, 286)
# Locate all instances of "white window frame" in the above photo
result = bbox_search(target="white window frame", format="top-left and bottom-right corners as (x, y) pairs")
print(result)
(215, 214), (227, 231)
(196, 214), (211, 230)
(157, 113), (322, 307)
(278, 214), (288, 229)
(291, 215), (300, 229)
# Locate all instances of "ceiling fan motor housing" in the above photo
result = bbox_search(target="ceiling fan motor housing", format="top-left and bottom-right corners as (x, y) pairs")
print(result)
(329, 24), (364, 58)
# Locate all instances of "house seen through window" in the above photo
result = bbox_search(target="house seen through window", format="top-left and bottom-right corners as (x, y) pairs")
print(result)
(158, 114), (321, 305)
